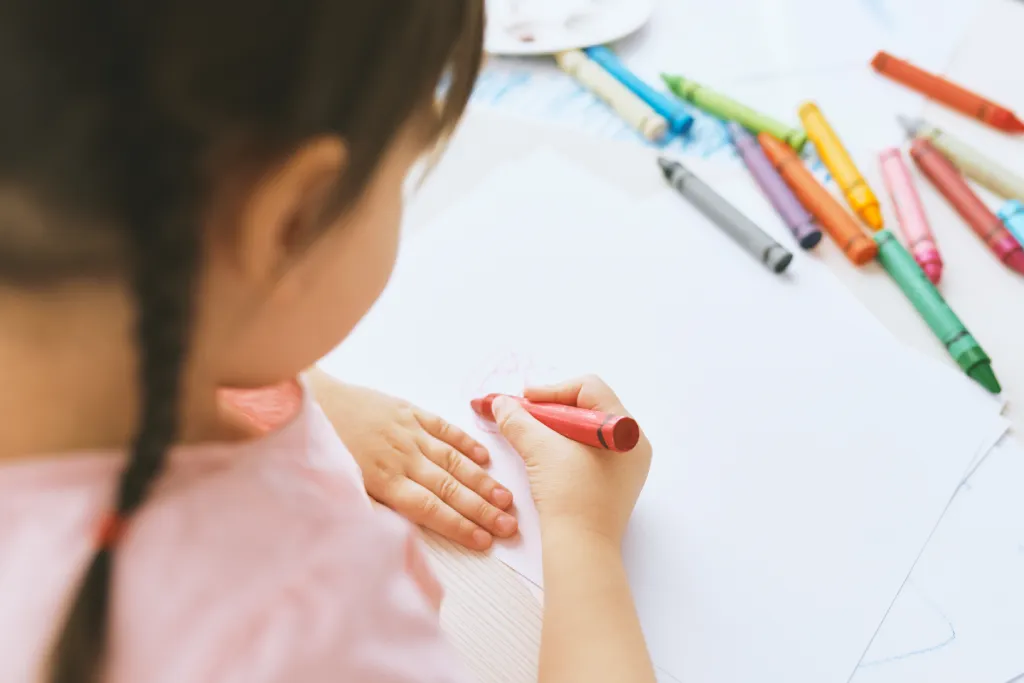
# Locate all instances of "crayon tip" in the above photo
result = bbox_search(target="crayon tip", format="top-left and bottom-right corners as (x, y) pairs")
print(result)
(787, 130), (809, 152)
(862, 205), (884, 231)
(725, 121), (746, 143)
(990, 110), (1024, 134)
(849, 238), (879, 266)
(896, 115), (923, 138)
(470, 398), (486, 417)
(870, 51), (890, 71)
(1005, 248), (1024, 275)
(757, 132), (789, 157)
(968, 362), (1002, 395)
(921, 261), (943, 284)
(657, 156), (676, 178)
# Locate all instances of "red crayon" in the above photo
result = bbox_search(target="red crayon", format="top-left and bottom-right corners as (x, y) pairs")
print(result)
(871, 51), (1024, 134)
(909, 138), (1024, 275)
(470, 394), (641, 452)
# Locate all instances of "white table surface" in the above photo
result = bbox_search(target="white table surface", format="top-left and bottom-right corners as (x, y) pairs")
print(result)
(411, 2), (1024, 681)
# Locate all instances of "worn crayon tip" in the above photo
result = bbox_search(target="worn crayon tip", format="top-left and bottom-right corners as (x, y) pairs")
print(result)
(725, 121), (748, 143)
(470, 397), (494, 420)
(921, 261), (943, 284)
(849, 238), (879, 266)
(861, 205), (884, 231)
(870, 51), (891, 72)
(786, 130), (809, 152)
(992, 110), (1024, 134)
(1005, 248), (1024, 275)
(657, 156), (676, 178)
(896, 115), (923, 138)
(757, 132), (790, 159)
(968, 363), (1002, 395)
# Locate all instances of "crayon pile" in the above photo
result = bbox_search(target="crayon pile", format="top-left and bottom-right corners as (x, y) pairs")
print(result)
(553, 46), (1024, 395)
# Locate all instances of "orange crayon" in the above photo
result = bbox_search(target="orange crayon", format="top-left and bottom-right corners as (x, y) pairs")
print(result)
(871, 51), (1024, 134)
(758, 133), (878, 266)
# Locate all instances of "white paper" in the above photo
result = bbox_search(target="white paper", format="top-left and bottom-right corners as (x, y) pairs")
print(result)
(853, 436), (1024, 683)
(320, 149), (1007, 683)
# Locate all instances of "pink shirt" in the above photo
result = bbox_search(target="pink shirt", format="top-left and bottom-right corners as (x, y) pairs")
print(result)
(0, 381), (469, 683)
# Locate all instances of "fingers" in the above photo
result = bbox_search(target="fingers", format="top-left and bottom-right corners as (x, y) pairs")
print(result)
(524, 374), (625, 413)
(417, 433), (513, 509)
(388, 478), (495, 551)
(415, 450), (519, 539)
(492, 395), (549, 456)
(415, 410), (490, 465)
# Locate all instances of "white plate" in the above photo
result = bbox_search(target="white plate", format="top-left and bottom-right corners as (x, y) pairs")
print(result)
(485, 0), (655, 56)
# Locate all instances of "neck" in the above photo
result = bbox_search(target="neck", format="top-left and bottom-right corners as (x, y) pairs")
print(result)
(0, 283), (222, 461)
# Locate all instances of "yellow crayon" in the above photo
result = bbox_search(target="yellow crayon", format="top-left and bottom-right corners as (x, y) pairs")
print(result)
(799, 102), (884, 231)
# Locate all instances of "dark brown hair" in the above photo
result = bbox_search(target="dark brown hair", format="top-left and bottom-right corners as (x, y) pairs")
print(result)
(0, 1), (483, 681)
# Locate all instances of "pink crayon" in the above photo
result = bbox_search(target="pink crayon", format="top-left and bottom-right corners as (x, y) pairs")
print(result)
(879, 148), (943, 283)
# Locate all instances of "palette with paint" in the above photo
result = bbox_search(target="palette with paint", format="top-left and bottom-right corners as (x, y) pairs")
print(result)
(485, 0), (654, 56)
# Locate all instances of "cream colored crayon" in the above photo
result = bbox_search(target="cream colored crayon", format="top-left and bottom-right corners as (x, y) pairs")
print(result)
(899, 116), (1024, 202)
(555, 50), (669, 143)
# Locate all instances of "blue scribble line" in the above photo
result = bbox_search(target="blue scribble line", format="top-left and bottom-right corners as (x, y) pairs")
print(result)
(471, 66), (836, 178)
(857, 593), (958, 668)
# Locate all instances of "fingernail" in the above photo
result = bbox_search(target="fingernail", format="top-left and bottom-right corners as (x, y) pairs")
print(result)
(492, 396), (515, 415)
(473, 446), (490, 462)
(495, 514), (518, 536)
(491, 487), (513, 508)
(472, 529), (493, 549)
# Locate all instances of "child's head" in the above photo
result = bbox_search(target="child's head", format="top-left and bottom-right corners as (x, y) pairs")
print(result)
(0, 0), (483, 679)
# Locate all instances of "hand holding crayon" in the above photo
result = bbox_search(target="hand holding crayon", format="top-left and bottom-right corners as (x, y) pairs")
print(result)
(480, 378), (652, 546)
(472, 393), (641, 452)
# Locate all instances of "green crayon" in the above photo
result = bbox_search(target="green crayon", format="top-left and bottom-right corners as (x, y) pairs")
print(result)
(662, 74), (808, 152)
(874, 230), (1001, 394)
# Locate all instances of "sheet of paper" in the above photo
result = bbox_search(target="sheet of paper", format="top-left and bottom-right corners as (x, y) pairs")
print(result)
(853, 436), (1024, 683)
(320, 149), (1007, 683)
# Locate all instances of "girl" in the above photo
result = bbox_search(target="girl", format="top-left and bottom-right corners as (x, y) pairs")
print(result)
(0, 2), (656, 682)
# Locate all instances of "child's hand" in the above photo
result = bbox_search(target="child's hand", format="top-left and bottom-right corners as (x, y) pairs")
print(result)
(491, 376), (652, 547)
(310, 374), (517, 551)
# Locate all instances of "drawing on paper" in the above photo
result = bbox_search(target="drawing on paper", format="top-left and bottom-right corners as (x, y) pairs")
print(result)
(461, 351), (565, 432)
(858, 581), (958, 669)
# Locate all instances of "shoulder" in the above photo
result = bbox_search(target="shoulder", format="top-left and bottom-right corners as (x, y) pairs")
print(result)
(106, 391), (468, 683)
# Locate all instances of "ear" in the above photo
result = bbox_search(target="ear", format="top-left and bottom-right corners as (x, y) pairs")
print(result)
(235, 137), (347, 285)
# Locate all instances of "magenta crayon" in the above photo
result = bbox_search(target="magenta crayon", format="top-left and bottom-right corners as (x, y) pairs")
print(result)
(910, 138), (1024, 275)
(879, 147), (943, 283)
(727, 122), (822, 249)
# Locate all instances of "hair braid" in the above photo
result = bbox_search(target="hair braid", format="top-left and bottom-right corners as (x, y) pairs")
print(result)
(18, 3), (486, 682)
(48, 95), (204, 683)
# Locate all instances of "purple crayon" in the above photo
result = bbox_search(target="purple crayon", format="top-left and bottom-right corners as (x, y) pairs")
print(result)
(727, 122), (822, 250)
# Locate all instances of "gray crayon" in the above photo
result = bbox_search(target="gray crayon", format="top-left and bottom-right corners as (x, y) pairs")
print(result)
(657, 157), (793, 274)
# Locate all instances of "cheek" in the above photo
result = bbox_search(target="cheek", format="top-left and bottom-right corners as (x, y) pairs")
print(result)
(223, 190), (403, 387)
(326, 191), (403, 323)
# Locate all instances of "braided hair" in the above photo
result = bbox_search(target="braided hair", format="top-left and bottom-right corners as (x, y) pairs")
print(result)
(0, 1), (484, 682)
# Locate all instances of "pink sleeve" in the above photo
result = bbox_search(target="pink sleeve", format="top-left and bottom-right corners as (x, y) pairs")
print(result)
(212, 517), (472, 683)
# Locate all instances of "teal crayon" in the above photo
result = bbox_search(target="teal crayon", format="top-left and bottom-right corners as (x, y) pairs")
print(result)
(874, 230), (1001, 394)
(998, 200), (1024, 248)
(584, 46), (694, 135)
